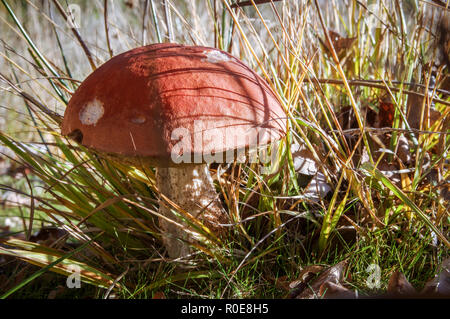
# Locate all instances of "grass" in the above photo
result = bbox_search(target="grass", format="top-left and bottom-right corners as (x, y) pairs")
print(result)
(0, 0), (449, 298)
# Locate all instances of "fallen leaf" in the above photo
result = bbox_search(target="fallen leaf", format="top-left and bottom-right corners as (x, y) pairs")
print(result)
(396, 134), (412, 165)
(152, 291), (166, 299)
(30, 227), (68, 246)
(435, 13), (450, 68)
(289, 265), (324, 289)
(378, 97), (395, 128)
(319, 281), (356, 299)
(124, 0), (138, 9)
(321, 30), (357, 56)
(47, 285), (66, 299)
(295, 261), (347, 299)
(291, 143), (319, 176)
(421, 258), (450, 297)
(303, 172), (332, 202)
(439, 182), (450, 204)
(377, 161), (401, 185)
(0, 238), (118, 289)
(288, 265), (324, 298)
(387, 271), (417, 296)
(406, 90), (441, 130)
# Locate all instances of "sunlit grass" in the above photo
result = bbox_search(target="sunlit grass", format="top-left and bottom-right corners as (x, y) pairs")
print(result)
(0, 0), (448, 298)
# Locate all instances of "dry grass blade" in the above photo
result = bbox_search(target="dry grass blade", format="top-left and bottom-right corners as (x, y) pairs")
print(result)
(0, 72), (62, 124)
(230, 0), (283, 9)
(0, 0), (448, 298)
(362, 163), (450, 248)
(0, 234), (118, 298)
(51, 0), (96, 70)
(103, 0), (113, 58)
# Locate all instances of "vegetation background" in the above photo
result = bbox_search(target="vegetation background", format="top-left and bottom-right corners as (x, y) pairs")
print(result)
(0, 0), (448, 298)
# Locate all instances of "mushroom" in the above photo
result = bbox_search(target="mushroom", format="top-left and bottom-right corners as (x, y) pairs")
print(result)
(61, 43), (286, 259)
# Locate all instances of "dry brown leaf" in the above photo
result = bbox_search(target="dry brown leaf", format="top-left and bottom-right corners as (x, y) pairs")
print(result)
(387, 271), (417, 296)
(288, 265), (323, 298)
(406, 91), (441, 130)
(124, 0), (138, 9)
(152, 291), (166, 299)
(289, 265), (324, 289)
(47, 285), (66, 299)
(30, 227), (68, 246)
(378, 97), (395, 128)
(319, 281), (356, 299)
(421, 258), (450, 297)
(321, 30), (357, 56)
(294, 261), (347, 299)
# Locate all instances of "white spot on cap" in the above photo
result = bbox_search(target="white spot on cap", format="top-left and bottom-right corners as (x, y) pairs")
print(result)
(79, 98), (104, 126)
(202, 50), (232, 63)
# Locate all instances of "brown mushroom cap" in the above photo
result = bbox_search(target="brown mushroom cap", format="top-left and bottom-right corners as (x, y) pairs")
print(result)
(61, 43), (286, 166)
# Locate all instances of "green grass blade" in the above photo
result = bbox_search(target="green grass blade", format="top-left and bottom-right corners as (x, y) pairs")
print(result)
(362, 163), (450, 248)
(0, 233), (116, 299)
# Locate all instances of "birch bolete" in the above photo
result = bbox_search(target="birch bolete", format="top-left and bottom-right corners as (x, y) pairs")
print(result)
(61, 43), (286, 258)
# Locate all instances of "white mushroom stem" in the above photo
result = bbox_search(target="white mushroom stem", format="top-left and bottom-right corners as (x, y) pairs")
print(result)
(156, 164), (228, 258)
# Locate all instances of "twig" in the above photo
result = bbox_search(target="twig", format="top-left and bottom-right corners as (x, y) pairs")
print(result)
(104, 266), (129, 299)
(230, 0), (283, 9)
(313, 78), (450, 96)
(163, 0), (173, 42)
(149, 0), (162, 43)
(303, 78), (450, 107)
(2, 42), (53, 156)
(104, 0), (113, 58)
(142, 0), (149, 45)
(0, 72), (62, 125)
(331, 127), (450, 136)
(51, 0), (96, 70)
(47, 1), (74, 88)
(421, 0), (450, 9)
(1, 0), (65, 85)
(314, 0), (374, 165)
